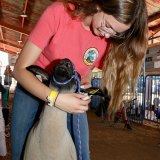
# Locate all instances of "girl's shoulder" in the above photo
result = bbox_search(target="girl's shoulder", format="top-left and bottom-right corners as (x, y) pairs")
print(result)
(47, 2), (67, 16)
(45, 2), (72, 22)
(49, 2), (65, 10)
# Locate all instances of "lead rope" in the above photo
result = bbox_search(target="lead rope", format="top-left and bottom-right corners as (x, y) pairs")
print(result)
(74, 71), (82, 160)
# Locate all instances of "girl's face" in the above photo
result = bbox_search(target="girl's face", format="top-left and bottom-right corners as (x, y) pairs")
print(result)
(91, 12), (131, 39)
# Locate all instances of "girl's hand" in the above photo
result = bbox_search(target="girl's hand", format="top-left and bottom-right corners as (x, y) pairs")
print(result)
(80, 82), (92, 89)
(55, 93), (91, 113)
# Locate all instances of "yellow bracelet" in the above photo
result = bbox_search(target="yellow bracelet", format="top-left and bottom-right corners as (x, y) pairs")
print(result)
(47, 90), (58, 107)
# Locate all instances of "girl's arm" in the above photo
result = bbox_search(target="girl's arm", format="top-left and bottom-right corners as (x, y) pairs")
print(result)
(13, 40), (90, 113)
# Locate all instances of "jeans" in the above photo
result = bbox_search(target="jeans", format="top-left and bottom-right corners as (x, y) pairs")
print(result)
(11, 84), (90, 160)
(10, 84), (43, 160)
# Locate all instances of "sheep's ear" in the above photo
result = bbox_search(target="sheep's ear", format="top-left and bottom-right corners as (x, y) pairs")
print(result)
(26, 65), (50, 86)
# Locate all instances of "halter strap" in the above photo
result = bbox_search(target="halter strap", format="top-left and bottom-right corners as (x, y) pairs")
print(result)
(52, 74), (75, 85)
(52, 63), (81, 92)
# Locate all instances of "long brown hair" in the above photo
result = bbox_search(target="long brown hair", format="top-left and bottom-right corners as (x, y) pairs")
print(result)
(101, 0), (148, 113)
(59, 0), (148, 113)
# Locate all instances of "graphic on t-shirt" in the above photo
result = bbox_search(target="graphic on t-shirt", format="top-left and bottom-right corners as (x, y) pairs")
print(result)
(83, 48), (98, 66)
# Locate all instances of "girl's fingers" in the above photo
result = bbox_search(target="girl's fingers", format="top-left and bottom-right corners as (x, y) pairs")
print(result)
(80, 100), (90, 107)
(75, 110), (85, 113)
(80, 106), (89, 111)
(99, 26), (116, 35)
(75, 106), (89, 113)
(80, 82), (91, 89)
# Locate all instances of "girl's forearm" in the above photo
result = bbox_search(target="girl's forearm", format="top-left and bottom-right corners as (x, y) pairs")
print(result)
(12, 68), (51, 102)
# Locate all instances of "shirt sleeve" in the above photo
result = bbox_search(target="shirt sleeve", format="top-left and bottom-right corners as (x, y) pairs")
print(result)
(29, 3), (64, 49)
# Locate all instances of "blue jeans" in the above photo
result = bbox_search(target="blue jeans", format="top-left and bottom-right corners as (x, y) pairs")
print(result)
(10, 84), (43, 160)
(11, 84), (90, 160)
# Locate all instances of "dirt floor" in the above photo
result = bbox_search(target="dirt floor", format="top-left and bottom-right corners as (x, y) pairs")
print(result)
(88, 111), (160, 160)
(0, 94), (160, 160)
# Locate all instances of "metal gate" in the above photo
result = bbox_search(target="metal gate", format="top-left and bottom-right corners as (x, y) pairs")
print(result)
(144, 75), (160, 123)
(90, 75), (160, 125)
(124, 76), (145, 124)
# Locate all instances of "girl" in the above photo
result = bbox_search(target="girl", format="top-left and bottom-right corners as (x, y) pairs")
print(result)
(10, 0), (148, 159)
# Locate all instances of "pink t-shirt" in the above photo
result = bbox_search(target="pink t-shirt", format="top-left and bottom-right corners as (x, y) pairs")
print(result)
(29, 2), (108, 77)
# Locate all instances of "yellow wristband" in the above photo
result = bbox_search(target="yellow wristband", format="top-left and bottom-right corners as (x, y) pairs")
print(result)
(47, 90), (58, 107)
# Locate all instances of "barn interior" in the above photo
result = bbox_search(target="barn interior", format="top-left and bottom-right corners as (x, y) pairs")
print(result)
(0, 0), (160, 160)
